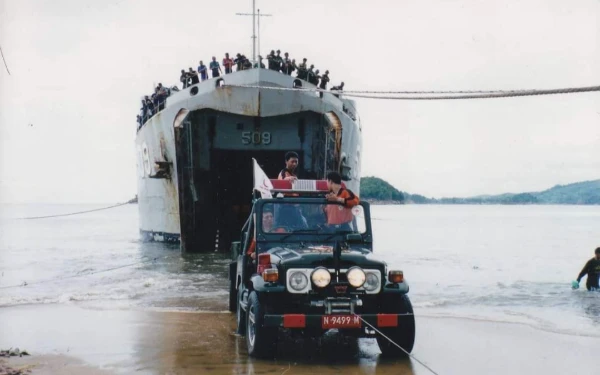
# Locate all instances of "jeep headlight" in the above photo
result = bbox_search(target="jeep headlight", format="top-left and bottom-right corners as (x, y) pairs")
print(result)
(289, 271), (309, 291)
(346, 267), (366, 288)
(363, 271), (380, 292)
(311, 267), (331, 288)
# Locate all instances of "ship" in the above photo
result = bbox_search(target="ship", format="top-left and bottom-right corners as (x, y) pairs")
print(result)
(135, 66), (363, 253)
(135, 6), (363, 252)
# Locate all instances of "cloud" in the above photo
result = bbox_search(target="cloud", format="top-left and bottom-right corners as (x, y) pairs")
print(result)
(0, 0), (598, 203)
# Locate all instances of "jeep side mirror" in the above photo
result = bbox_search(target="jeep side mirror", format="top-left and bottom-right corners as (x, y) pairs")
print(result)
(345, 233), (362, 243)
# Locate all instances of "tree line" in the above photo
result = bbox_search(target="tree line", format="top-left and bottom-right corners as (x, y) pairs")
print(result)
(360, 177), (600, 205)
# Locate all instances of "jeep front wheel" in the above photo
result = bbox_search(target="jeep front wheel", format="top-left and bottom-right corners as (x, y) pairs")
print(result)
(236, 289), (246, 335)
(376, 294), (416, 357)
(246, 291), (277, 358)
(228, 263), (237, 313)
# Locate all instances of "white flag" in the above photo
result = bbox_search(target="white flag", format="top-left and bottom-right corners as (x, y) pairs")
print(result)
(253, 158), (273, 198)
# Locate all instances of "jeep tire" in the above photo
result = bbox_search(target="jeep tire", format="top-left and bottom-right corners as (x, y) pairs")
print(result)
(246, 291), (277, 358)
(376, 294), (416, 357)
(236, 289), (246, 335)
(228, 263), (237, 312)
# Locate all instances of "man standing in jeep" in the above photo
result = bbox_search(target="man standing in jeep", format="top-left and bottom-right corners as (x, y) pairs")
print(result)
(278, 151), (299, 181)
(324, 172), (359, 231)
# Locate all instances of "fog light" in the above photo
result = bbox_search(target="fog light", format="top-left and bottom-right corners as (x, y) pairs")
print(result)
(263, 268), (279, 282)
(311, 267), (331, 288)
(388, 270), (404, 283)
(347, 267), (366, 288)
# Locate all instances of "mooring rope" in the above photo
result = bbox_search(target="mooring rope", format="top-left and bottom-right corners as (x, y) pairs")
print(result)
(17, 201), (132, 220)
(0, 256), (164, 290)
(0, 44), (10, 75)
(356, 315), (440, 375)
(224, 83), (600, 100)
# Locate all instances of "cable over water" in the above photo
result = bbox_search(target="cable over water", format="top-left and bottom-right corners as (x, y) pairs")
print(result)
(356, 315), (440, 375)
(0, 256), (166, 290)
(17, 201), (132, 220)
(0, 44), (10, 75)
(224, 84), (600, 100)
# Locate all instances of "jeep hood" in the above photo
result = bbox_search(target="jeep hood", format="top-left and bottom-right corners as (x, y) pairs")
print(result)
(266, 245), (386, 268)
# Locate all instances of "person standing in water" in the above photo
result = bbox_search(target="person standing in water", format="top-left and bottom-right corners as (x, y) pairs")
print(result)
(573, 247), (600, 291)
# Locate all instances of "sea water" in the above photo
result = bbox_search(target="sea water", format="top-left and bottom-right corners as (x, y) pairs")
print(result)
(0, 204), (598, 338)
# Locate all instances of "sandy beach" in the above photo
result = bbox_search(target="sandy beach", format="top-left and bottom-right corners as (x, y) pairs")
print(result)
(0, 304), (597, 375)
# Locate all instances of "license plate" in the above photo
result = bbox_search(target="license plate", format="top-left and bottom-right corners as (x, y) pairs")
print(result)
(321, 315), (361, 329)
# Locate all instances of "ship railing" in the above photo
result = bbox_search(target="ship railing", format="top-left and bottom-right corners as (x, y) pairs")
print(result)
(135, 68), (345, 132)
(137, 96), (169, 131)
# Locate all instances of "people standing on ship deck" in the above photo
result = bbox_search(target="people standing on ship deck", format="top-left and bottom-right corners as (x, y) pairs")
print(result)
(319, 70), (330, 98)
(306, 65), (316, 84)
(188, 68), (199, 85)
(274, 50), (283, 71)
(288, 59), (297, 76)
(278, 151), (299, 181)
(296, 58), (308, 80)
(331, 82), (345, 98)
(144, 95), (154, 118)
(281, 53), (292, 74)
(180, 69), (189, 88)
(311, 69), (321, 86)
(140, 98), (150, 123)
(235, 53), (249, 71)
(198, 61), (208, 81)
(210, 57), (222, 78)
(254, 55), (265, 69)
(151, 90), (159, 113)
(267, 50), (277, 71)
(155, 83), (168, 111)
(223, 53), (234, 74)
(235, 53), (244, 71)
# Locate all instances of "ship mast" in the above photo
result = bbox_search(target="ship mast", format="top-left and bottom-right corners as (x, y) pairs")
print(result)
(236, 1), (272, 63)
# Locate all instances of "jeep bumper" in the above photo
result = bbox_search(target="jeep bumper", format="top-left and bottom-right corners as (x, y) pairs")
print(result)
(263, 313), (412, 329)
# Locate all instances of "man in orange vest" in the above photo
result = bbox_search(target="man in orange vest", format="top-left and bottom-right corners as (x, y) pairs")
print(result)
(278, 151), (299, 181)
(324, 172), (359, 231)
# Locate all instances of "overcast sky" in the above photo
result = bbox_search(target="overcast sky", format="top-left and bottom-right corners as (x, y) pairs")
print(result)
(0, 0), (598, 203)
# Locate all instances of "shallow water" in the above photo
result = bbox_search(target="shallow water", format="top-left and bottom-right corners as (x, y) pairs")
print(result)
(0, 203), (598, 338)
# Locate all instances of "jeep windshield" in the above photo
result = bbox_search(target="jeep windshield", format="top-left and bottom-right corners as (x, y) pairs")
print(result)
(259, 201), (367, 236)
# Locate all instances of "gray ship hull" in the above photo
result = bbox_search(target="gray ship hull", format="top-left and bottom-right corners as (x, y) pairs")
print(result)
(135, 68), (363, 252)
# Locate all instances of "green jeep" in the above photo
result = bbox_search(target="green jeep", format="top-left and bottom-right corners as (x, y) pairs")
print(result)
(228, 181), (415, 358)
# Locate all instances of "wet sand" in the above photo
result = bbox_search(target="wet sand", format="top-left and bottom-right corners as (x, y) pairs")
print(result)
(1, 304), (598, 375)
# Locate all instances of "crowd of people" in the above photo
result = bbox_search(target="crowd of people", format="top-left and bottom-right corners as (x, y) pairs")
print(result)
(137, 83), (179, 129)
(178, 50), (344, 91)
(137, 50), (346, 129)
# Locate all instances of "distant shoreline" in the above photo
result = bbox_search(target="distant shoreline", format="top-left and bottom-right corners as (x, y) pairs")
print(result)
(361, 177), (600, 205)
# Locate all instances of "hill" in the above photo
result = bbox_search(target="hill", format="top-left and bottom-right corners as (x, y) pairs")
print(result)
(359, 177), (404, 203)
(535, 180), (600, 204)
(360, 178), (600, 205)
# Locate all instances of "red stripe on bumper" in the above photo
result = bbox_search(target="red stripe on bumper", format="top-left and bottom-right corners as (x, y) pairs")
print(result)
(283, 314), (306, 328)
(377, 314), (398, 327)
